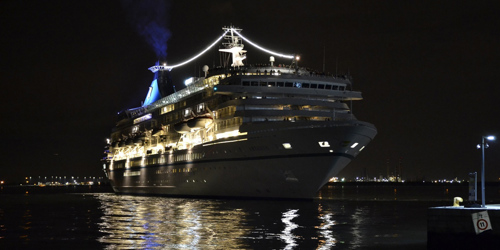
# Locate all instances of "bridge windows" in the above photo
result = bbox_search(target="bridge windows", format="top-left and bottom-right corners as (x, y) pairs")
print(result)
(240, 80), (345, 91)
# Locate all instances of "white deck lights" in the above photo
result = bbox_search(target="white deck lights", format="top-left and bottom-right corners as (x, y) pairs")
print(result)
(149, 30), (230, 72)
(230, 29), (295, 59)
(148, 27), (295, 73)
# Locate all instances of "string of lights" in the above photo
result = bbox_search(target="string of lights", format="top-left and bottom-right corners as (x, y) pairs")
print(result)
(155, 28), (295, 71)
(160, 30), (230, 70)
(230, 29), (295, 59)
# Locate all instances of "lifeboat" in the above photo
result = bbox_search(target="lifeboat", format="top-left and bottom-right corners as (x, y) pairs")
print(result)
(187, 116), (213, 129)
(133, 138), (143, 146)
(174, 121), (191, 133)
(152, 127), (163, 136)
(133, 135), (146, 145)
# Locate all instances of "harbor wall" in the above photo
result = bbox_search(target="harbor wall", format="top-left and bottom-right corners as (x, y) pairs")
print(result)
(428, 206), (500, 249)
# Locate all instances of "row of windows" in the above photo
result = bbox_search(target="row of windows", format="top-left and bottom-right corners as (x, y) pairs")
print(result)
(155, 167), (195, 174)
(214, 117), (243, 131)
(160, 104), (175, 115)
(123, 171), (140, 177)
(159, 98), (218, 125)
(241, 81), (346, 91)
(111, 152), (205, 170)
(174, 153), (205, 162)
(243, 116), (338, 123)
(132, 179), (207, 185)
(215, 106), (236, 119)
(154, 166), (233, 175)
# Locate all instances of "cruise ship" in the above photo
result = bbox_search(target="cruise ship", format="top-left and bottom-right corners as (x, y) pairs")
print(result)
(102, 27), (377, 199)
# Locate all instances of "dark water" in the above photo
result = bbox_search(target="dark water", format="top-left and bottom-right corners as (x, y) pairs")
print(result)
(2, 183), (500, 249)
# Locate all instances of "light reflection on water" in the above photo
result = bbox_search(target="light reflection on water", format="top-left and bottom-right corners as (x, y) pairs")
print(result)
(1, 185), (445, 249)
(96, 195), (249, 249)
(280, 209), (299, 249)
(317, 204), (336, 250)
(93, 193), (429, 249)
(95, 194), (345, 249)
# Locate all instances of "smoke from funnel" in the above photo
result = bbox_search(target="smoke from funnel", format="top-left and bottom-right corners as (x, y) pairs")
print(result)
(121, 0), (171, 59)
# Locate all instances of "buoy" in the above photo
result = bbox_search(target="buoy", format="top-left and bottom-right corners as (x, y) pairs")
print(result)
(453, 197), (463, 207)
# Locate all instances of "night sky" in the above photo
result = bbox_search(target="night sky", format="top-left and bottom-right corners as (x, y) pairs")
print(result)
(2, 0), (499, 183)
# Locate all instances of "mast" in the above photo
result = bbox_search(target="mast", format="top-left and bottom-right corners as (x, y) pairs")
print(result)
(219, 26), (247, 68)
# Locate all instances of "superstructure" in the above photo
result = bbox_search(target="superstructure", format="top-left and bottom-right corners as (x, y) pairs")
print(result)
(102, 26), (377, 199)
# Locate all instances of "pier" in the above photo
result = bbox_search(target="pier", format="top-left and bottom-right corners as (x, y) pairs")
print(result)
(428, 204), (500, 249)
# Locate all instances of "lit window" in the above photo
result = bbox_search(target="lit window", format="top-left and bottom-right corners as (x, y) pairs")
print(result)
(350, 142), (359, 148)
(197, 103), (204, 113)
(318, 141), (330, 147)
(184, 77), (193, 86)
(282, 143), (292, 149)
(359, 146), (365, 152)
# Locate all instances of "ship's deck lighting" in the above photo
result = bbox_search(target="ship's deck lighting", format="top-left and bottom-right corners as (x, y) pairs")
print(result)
(152, 30), (229, 71)
(215, 130), (246, 140)
(283, 143), (292, 149)
(231, 29), (294, 59)
(350, 142), (359, 148)
(149, 28), (294, 72)
(203, 138), (247, 146)
(184, 77), (193, 86)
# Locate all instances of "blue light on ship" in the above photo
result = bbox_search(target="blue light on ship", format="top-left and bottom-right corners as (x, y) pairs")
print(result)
(142, 79), (161, 106)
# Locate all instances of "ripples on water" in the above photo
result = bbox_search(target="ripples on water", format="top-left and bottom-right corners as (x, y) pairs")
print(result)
(3, 184), (488, 249)
(96, 195), (341, 249)
(93, 193), (434, 249)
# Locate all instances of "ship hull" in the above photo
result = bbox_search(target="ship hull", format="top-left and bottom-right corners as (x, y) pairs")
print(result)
(105, 121), (376, 199)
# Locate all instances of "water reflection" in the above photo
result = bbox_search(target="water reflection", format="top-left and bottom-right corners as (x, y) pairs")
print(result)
(93, 194), (427, 249)
(350, 207), (367, 248)
(96, 195), (249, 249)
(94, 194), (363, 249)
(280, 209), (299, 249)
(317, 204), (336, 249)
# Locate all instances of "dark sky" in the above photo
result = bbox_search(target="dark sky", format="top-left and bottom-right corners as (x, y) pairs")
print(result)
(1, 0), (499, 183)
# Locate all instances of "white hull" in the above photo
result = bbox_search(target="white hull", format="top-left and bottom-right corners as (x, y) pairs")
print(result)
(103, 26), (377, 199)
(106, 121), (376, 199)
